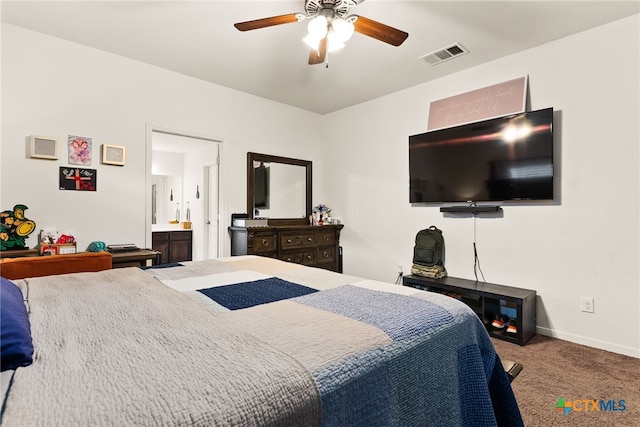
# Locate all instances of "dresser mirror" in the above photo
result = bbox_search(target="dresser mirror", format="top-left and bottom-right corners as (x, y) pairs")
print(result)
(247, 152), (312, 224)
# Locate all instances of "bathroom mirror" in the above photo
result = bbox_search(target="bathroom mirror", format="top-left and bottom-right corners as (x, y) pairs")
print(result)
(247, 152), (312, 224)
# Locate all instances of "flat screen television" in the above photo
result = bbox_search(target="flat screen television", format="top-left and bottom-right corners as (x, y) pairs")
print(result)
(409, 107), (554, 204)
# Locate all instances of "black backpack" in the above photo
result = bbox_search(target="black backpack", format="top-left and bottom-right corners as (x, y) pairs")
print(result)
(413, 226), (445, 267)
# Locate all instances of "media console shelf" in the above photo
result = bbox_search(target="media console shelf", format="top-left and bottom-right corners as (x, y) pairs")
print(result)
(403, 274), (536, 345)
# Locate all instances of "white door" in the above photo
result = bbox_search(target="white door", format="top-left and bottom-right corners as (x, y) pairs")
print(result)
(204, 156), (219, 259)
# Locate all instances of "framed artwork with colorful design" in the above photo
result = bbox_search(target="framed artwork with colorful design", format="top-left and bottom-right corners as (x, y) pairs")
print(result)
(59, 167), (97, 191)
(68, 135), (92, 165)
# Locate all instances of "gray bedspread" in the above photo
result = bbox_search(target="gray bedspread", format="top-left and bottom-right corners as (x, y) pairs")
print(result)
(3, 268), (320, 426)
(2, 256), (523, 426)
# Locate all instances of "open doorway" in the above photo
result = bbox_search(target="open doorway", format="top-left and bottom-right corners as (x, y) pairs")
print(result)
(149, 128), (221, 260)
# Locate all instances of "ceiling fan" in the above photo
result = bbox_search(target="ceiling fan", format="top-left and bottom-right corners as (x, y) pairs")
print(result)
(234, 0), (409, 65)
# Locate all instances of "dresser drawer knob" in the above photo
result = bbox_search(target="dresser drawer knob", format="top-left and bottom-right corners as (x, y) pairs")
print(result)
(261, 239), (269, 247)
(307, 237), (313, 242)
(323, 235), (329, 241)
(322, 251), (329, 258)
(287, 239), (292, 243)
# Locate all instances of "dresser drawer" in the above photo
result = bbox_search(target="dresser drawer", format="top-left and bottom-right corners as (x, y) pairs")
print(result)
(280, 250), (316, 266)
(280, 232), (317, 249)
(317, 230), (335, 246)
(248, 232), (277, 254)
(317, 246), (335, 264)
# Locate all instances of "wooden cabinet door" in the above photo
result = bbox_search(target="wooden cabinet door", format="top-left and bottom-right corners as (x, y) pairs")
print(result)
(152, 232), (170, 265)
(169, 231), (192, 263)
(169, 240), (191, 263)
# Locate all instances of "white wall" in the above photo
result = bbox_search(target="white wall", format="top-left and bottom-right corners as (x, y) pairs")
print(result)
(322, 15), (640, 357)
(1, 24), (324, 256)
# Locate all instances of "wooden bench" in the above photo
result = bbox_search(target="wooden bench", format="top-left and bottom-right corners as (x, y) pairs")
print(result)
(0, 252), (112, 280)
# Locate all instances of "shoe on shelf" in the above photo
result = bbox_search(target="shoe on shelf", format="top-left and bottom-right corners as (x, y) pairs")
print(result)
(492, 314), (508, 330)
(506, 318), (517, 335)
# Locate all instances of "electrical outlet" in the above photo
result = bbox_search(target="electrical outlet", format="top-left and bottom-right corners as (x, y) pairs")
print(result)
(581, 297), (594, 313)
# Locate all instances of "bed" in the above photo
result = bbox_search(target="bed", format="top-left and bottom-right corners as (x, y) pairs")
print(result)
(1, 255), (523, 426)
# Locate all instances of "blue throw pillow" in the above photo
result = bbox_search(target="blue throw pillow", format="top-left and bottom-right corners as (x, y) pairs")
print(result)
(0, 277), (34, 371)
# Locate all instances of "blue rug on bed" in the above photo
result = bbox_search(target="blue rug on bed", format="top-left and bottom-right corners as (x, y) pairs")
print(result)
(197, 278), (318, 310)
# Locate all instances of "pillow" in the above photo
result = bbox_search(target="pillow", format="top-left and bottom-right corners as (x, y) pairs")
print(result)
(0, 277), (33, 371)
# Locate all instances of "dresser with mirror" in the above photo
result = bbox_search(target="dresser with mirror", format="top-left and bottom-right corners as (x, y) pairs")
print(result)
(228, 152), (343, 272)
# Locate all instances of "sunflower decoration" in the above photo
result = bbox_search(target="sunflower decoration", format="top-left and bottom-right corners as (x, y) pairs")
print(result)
(0, 204), (36, 250)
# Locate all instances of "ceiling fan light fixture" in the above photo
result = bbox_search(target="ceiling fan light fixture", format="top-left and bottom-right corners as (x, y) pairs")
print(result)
(303, 34), (321, 51)
(331, 17), (354, 43)
(303, 15), (353, 53)
(326, 32), (346, 52)
(307, 15), (328, 39)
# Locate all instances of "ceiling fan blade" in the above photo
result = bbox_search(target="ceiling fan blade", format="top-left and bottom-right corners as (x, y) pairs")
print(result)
(308, 37), (327, 65)
(234, 13), (299, 31)
(353, 15), (409, 47)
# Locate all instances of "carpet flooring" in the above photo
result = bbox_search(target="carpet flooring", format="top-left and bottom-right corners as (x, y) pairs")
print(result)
(492, 334), (640, 426)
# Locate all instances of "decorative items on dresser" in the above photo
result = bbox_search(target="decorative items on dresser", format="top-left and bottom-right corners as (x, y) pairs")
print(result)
(229, 224), (343, 272)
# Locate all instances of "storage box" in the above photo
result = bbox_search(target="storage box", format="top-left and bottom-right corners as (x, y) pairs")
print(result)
(39, 243), (77, 255)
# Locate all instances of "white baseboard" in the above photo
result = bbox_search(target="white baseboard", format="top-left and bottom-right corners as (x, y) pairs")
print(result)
(536, 326), (640, 358)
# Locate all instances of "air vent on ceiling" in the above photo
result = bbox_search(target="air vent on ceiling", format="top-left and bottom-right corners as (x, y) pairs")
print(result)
(420, 43), (469, 66)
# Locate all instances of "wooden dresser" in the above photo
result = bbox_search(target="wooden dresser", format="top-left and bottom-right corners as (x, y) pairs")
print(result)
(229, 224), (343, 272)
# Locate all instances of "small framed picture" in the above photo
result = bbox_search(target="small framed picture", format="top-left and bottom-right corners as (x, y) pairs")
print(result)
(29, 136), (58, 160)
(102, 144), (126, 166)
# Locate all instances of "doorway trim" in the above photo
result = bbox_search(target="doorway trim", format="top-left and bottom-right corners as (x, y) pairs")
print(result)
(145, 124), (224, 259)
